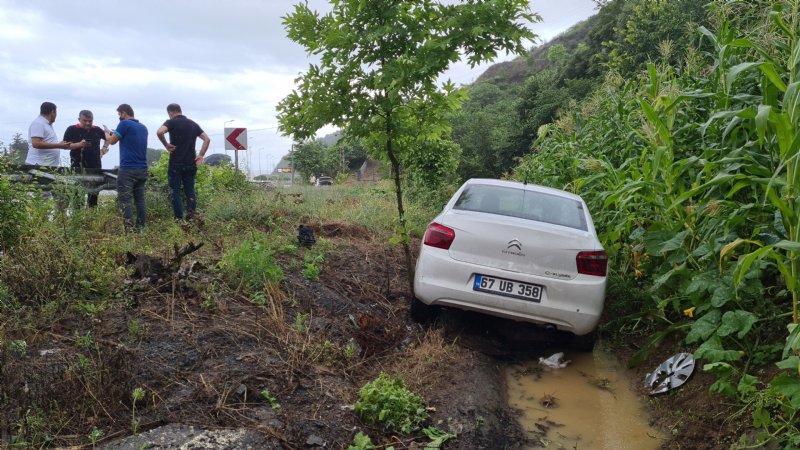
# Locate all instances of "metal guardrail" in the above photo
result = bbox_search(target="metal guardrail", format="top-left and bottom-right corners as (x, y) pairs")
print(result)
(1, 164), (119, 194)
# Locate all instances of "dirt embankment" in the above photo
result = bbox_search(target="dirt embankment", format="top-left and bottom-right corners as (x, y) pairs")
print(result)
(1, 218), (747, 449)
(1, 221), (529, 449)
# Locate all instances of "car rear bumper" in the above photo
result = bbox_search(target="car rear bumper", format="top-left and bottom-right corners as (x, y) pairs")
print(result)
(414, 248), (606, 335)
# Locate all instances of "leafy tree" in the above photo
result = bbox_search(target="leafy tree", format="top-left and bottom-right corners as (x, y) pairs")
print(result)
(290, 137), (368, 182)
(561, 0), (623, 80)
(608, 0), (709, 76)
(292, 140), (339, 181)
(515, 70), (570, 150)
(278, 0), (539, 292)
(1, 133), (28, 165)
(146, 148), (165, 166)
(451, 83), (520, 179)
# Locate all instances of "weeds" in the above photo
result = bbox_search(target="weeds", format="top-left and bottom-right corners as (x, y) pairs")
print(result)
(354, 373), (428, 434)
(75, 331), (94, 350)
(9, 339), (27, 356)
(87, 426), (104, 447)
(219, 237), (284, 291)
(128, 320), (142, 343)
(260, 388), (281, 409)
(131, 387), (145, 434)
(293, 312), (310, 332)
(302, 252), (323, 281)
(347, 432), (377, 450)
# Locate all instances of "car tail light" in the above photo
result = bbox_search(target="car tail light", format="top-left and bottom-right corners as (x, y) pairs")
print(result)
(423, 222), (455, 250)
(576, 251), (608, 277)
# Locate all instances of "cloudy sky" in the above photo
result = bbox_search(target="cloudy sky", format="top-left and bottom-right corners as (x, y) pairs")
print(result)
(0, 0), (597, 176)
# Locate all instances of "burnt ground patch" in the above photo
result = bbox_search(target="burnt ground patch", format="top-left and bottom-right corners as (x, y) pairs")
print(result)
(1, 224), (526, 449)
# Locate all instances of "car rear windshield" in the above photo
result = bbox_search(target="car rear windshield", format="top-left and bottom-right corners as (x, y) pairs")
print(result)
(453, 184), (588, 231)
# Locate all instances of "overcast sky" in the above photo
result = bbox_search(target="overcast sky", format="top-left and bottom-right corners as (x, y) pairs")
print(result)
(0, 0), (597, 176)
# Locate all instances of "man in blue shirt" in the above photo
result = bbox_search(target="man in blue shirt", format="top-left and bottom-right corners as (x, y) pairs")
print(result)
(103, 104), (148, 231)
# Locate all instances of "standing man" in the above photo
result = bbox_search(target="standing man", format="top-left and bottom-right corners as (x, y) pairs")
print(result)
(156, 103), (210, 221)
(103, 104), (148, 231)
(63, 110), (109, 207)
(25, 101), (85, 166)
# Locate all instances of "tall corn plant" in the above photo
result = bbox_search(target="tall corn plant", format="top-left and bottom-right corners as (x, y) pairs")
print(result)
(711, 2), (800, 343)
(688, 2), (800, 445)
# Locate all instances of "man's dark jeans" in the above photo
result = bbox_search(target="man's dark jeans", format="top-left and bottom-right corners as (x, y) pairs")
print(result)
(168, 164), (197, 220)
(117, 168), (148, 231)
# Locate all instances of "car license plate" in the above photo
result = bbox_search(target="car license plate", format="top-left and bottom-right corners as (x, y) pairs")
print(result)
(473, 274), (542, 302)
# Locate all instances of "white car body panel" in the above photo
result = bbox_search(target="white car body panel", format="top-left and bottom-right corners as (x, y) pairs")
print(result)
(413, 179), (606, 335)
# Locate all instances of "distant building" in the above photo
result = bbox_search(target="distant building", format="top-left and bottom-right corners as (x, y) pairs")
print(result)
(358, 159), (383, 181)
(271, 156), (293, 176)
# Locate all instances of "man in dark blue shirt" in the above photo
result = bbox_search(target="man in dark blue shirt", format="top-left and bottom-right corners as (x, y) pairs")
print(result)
(104, 104), (148, 231)
(63, 110), (108, 207)
(156, 103), (211, 220)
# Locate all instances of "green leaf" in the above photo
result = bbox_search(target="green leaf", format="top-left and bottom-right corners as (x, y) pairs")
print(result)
(686, 309), (721, 344)
(776, 355), (800, 371)
(752, 406), (771, 428)
(709, 378), (737, 397)
(760, 62), (787, 92)
(769, 374), (800, 409)
(423, 427), (456, 449)
(710, 284), (735, 308)
(703, 361), (734, 377)
(651, 263), (687, 292)
(774, 240), (800, 252)
(785, 81), (800, 125)
(640, 99), (672, 146)
(784, 323), (800, 358)
(733, 245), (771, 288)
(737, 373), (759, 396)
(717, 310), (758, 339)
(726, 62), (761, 92)
(694, 335), (742, 363)
(755, 104), (771, 146)
(653, 230), (690, 255)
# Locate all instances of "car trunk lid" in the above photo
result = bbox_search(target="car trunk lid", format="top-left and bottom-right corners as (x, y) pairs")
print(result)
(442, 211), (599, 279)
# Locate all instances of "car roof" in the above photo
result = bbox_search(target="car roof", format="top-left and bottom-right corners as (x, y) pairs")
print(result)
(463, 178), (584, 202)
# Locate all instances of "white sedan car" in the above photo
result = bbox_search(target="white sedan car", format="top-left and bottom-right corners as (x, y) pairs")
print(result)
(413, 179), (607, 349)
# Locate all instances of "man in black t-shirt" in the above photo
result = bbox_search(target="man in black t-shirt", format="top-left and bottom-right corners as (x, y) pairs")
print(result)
(156, 103), (211, 220)
(63, 110), (109, 207)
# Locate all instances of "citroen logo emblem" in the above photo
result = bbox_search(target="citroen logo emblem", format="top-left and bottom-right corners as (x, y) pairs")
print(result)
(507, 239), (522, 251)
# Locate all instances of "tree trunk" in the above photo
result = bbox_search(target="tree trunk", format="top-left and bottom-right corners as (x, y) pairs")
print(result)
(385, 111), (415, 296)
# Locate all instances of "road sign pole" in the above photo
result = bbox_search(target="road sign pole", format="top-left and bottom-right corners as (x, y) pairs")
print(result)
(224, 127), (247, 175)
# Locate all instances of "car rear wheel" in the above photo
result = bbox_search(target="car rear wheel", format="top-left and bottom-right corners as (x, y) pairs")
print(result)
(571, 330), (597, 352)
(410, 297), (436, 323)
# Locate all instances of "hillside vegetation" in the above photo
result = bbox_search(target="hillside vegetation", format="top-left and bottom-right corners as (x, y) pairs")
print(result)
(495, 1), (799, 448)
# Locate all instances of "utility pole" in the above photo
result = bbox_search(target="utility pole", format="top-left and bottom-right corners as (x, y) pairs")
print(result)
(290, 143), (295, 186)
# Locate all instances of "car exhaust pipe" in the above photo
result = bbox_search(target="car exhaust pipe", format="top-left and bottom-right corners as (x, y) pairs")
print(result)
(544, 323), (557, 333)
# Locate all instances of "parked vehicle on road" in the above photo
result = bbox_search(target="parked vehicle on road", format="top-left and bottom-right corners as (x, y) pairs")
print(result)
(315, 176), (333, 187)
(412, 179), (607, 350)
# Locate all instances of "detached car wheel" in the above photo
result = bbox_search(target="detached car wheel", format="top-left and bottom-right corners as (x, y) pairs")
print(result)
(410, 297), (436, 322)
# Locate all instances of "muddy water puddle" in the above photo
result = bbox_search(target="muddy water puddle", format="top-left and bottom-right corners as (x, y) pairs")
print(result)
(506, 349), (664, 449)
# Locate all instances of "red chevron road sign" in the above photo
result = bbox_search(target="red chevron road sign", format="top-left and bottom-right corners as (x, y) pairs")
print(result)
(224, 127), (247, 150)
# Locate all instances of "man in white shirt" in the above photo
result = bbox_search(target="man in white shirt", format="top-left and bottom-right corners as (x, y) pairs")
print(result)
(25, 102), (85, 166)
